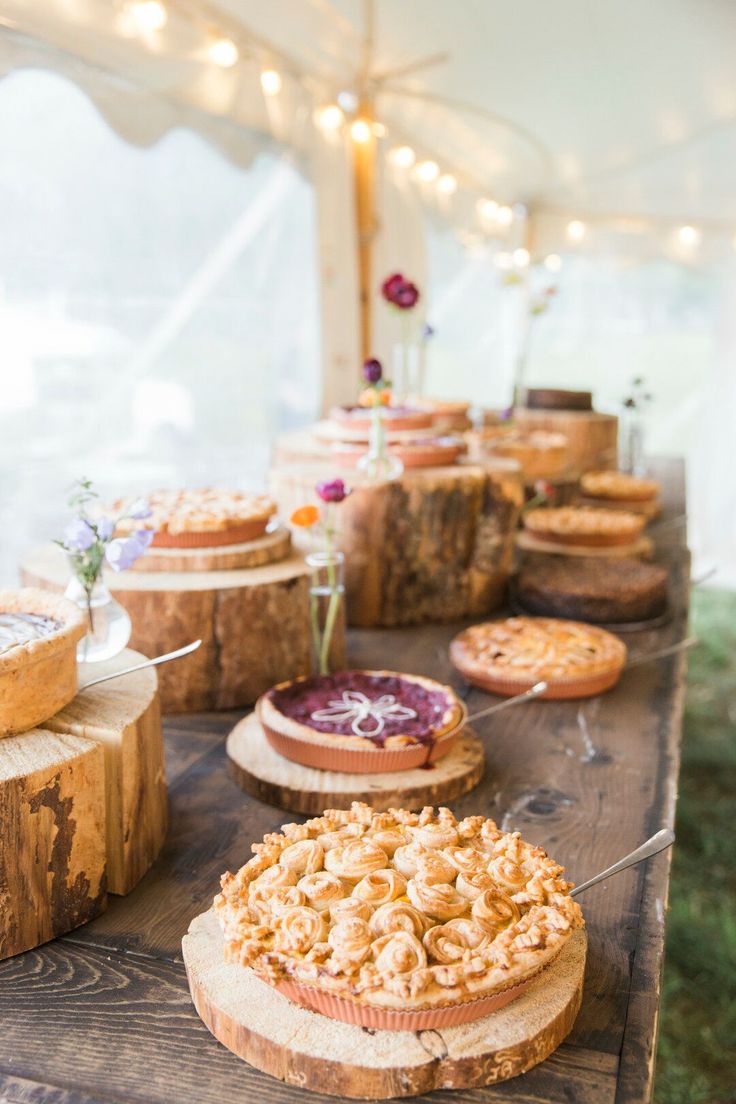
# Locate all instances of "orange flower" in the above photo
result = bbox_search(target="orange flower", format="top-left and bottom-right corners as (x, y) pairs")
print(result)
(290, 504), (320, 528)
(379, 389), (392, 406)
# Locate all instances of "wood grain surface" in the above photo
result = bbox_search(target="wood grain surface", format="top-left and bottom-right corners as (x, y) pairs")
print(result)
(226, 711), (486, 814)
(183, 909), (586, 1099)
(0, 457), (688, 1104)
(128, 525), (292, 573)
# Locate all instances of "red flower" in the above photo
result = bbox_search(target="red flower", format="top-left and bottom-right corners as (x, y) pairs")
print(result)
(381, 273), (405, 300)
(316, 478), (350, 504)
(381, 272), (420, 310)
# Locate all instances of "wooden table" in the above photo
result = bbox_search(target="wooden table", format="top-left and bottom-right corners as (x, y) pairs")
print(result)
(0, 459), (689, 1104)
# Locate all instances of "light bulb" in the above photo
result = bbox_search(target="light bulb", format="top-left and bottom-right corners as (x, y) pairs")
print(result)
(208, 37), (238, 67)
(350, 118), (372, 143)
(416, 160), (439, 183)
(678, 224), (701, 247)
(544, 253), (562, 272)
(497, 205), (514, 227)
(315, 104), (344, 131)
(260, 68), (282, 95)
(131, 0), (167, 31)
(567, 219), (586, 241)
(389, 145), (415, 168)
(337, 90), (359, 113)
(477, 198), (498, 220)
(513, 247), (530, 268)
(437, 173), (457, 195)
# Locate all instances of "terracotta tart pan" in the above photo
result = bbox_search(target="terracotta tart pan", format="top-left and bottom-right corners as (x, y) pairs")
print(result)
(151, 518), (272, 548)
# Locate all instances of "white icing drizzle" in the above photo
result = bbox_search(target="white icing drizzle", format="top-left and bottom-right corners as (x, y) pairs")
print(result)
(310, 690), (418, 738)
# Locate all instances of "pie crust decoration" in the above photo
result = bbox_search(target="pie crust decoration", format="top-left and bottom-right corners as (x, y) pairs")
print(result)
(450, 616), (627, 699)
(523, 506), (646, 548)
(214, 802), (584, 1028)
(111, 488), (276, 548)
(256, 670), (466, 773)
(516, 557), (669, 625)
(0, 587), (86, 736)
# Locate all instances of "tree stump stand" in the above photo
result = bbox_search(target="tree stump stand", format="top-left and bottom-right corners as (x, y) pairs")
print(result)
(20, 546), (328, 713)
(226, 712), (485, 815)
(270, 461), (523, 627)
(183, 909), (586, 1100)
(514, 408), (618, 473)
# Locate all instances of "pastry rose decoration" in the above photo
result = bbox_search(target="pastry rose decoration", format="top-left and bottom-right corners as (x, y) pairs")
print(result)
(329, 896), (373, 924)
(372, 931), (427, 976)
(275, 906), (328, 954)
(297, 871), (345, 912)
(471, 887), (521, 935)
(354, 869), (407, 906)
(327, 917), (372, 973)
(369, 900), (427, 940)
(279, 839), (325, 875)
(324, 840), (388, 881)
(407, 878), (467, 921)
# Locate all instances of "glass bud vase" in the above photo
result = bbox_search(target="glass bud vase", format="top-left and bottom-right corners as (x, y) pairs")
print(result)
(392, 340), (422, 403)
(306, 550), (347, 676)
(64, 573), (132, 663)
(356, 403), (404, 482)
(619, 411), (646, 476)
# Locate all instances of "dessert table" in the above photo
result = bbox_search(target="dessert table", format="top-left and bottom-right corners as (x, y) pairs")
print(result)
(0, 458), (689, 1104)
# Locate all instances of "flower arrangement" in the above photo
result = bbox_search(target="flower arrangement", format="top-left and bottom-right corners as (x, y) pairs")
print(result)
(381, 272), (422, 401)
(522, 479), (556, 513)
(57, 478), (154, 633)
(622, 376), (653, 412)
(355, 358), (403, 480)
(291, 478), (351, 675)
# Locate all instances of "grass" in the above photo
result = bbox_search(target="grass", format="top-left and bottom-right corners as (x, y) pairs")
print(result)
(654, 588), (736, 1104)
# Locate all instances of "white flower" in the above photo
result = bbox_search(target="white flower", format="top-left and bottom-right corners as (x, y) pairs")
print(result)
(311, 691), (417, 738)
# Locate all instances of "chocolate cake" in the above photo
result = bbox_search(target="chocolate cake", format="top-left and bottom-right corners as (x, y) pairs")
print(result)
(525, 388), (593, 412)
(516, 557), (668, 624)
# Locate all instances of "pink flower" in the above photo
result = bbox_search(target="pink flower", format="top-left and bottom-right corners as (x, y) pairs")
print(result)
(381, 272), (420, 310)
(316, 478), (350, 504)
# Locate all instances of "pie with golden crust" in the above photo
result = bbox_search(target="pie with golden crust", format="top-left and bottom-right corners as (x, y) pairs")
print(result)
(257, 670), (466, 773)
(580, 471), (659, 503)
(0, 587), (86, 736)
(450, 616), (627, 699)
(111, 488), (276, 548)
(214, 802), (584, 1027)
(523, 506), (646, 547)
(467, 428), (569, 480)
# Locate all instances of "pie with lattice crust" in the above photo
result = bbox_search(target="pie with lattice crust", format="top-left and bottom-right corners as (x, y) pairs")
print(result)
(523, 505), (645, 547)
(214, 802), (584, 1027)
(111, 488), (276, 548)
(450, 616), (627, 699)
(257, 670), (466, 772)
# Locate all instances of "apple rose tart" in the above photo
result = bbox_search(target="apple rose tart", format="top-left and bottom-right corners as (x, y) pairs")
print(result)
(214, 802), (584, 1028)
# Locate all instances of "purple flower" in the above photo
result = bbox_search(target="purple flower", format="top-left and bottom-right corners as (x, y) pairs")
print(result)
(381, 273), (405, 300)
(105, 529), (155, 572)
(63, 517), (96, 551)
(381, 272), (420, 310)
(127, 497), (153, 520)
(363, 358), (383, 384)
(422, 323), (435, 340)
(97, 517), (114, 541)
(316, 478), (350, 504)
(499, 406), (514, 421)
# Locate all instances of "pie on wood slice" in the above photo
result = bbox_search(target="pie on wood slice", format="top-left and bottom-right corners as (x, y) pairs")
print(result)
(213, 800), (584, 1029)
(450, 616), (627, 699)
(329, 405), (434, 433)
(109, 487), (277, 547)
(330, 436), (466, 469)
(256, 670), (467, 773)
(0, 587), (86, 736)
(523, 505), (646, 547)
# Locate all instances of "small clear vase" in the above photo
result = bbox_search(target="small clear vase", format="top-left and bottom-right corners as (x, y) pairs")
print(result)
(64, 573), (132, 663)
(356, 403), (404, 482)
(392, 340), (422, 403)
(306, 551), (347, 676)
(619, 411), (646, 476)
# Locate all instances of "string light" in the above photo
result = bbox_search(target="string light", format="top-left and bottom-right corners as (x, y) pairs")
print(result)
(350, 118), (372, 143)
(513, 247), (530, 268)
(415, 160), (439, 182)
(497, 205), (514, 227)
(130, 0), (167, 31)
(567, 219), (586, 241)
(315, 104), (344, 131)
(208, 37), (238, 67)
(477, 198), (498, 220)
(437, 173), (457, 195)
(544, 253), (562, 272)
(678, 224), (701, 247)
(389, 145), (415, 168)
(260, 69), (282, 95)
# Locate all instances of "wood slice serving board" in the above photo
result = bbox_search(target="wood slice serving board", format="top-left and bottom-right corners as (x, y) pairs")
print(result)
(129, 525), (291, 573)
(516, 530), (654, 560)
(226, 712), (485, 815)
(270, 460), (523, 627)
(183, 909), (586, 1100)
(20, 546), (326, 714)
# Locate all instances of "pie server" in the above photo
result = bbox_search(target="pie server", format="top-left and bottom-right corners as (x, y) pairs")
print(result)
(79, 638), (202, 690)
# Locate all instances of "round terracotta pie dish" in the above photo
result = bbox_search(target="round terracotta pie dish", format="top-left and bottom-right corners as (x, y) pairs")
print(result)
(329, 405), (434, 433)
(0, 587), (86, 737)
(523, 506), (646, 548)
(256, 670), (467, 773)
(450, 616), (627, 700)
(330, 436), (466, 470)
(111, 488), (276, 549)
(213, 802), (585, 1031)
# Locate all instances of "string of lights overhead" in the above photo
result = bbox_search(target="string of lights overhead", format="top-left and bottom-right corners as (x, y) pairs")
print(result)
(116, 0), (727, 271)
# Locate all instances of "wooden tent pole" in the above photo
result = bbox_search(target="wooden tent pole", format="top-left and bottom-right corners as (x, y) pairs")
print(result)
(353, 103), (377, 362)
